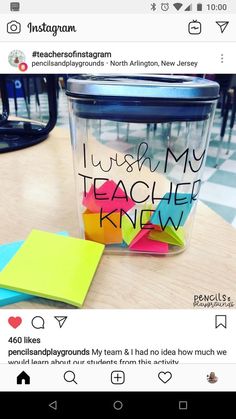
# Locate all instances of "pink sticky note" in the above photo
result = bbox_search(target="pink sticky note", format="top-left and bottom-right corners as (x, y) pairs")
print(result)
(129, 225), (151, 247)
(129, 224), (168, 253)
(83, 180), (135, 213)
(130, 235), (168, 253)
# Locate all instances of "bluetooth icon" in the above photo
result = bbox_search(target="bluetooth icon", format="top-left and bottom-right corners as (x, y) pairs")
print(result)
(150, 3), (157, 11)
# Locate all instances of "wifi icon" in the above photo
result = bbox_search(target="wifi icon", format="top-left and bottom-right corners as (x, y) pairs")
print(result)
(173, 2), (183, 10)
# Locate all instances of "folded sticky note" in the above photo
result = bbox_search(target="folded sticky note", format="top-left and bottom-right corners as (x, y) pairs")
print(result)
(129, 225), (169, 254)
(0, 230), (104, 308)
(151, 193), (193, 227)
(0, 231), (69, 307)
(149, 226), (185, 247)
(83, 210), (122, 245)
(122, 206), (152, 245)
(83, 180), (135, 213)
(130, 234), (169, 253)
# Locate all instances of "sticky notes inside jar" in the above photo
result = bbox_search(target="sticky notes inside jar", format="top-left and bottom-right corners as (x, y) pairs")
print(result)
(121, 205), (153, 245)
(149, 226), (185, 246)
(129, 227), (169, 253)
(83, 210), (123, 245)
(151, 193), (193, 228)
(82, 179), (135, 213)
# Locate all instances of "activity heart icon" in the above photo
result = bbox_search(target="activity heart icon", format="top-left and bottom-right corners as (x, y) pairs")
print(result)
(8, 316), (22, 329)
(158, 371), (172, 384)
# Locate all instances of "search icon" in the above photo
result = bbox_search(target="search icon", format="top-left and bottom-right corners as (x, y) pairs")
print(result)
(63, 370), (77, 384)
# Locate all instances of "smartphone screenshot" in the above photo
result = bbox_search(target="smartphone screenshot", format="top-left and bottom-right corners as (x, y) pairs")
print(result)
(0, 0), (235, 416)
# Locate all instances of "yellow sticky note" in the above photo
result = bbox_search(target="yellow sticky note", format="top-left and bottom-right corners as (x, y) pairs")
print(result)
(83, 210), (122, 245)
(149, 226), (185, 246)
(0, 230), (104, 307)
(122, 206), (152, 245)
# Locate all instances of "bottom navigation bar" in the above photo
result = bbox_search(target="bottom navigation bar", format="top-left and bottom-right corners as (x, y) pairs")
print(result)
(0, 364), (235, 391)
(0, 391), (234, 416)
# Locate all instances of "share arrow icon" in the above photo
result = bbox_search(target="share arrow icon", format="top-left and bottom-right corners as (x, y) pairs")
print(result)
(54, 316), (67, 328)
(216, 21), (229, 34)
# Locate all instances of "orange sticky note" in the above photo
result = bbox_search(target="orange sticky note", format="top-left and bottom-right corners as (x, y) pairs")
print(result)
(83, 210), (123, 245)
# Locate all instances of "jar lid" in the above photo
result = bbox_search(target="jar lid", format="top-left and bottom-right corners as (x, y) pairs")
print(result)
(66, 74), (219, 101)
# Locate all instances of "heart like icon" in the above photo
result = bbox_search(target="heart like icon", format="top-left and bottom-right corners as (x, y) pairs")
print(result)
(158, 371), (172, 384)
(8, 316), (22, 329)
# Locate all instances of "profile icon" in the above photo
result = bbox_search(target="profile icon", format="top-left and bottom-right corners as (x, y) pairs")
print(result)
(207, 372), (218, 384)
(8, 50), (26, 67)
(8, 50), (28, 72)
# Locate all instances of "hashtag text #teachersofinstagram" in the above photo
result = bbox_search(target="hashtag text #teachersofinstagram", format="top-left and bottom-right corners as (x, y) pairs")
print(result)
(27, 22), (77, 37)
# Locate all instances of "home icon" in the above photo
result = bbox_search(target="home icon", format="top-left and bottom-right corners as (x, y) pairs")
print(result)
(16, 371), (30, 385)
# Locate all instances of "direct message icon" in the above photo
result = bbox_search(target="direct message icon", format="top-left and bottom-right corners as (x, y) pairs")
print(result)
(54, 316), (67, 328)
(215, 315), (227, 329)
(216, 21), (229, 34)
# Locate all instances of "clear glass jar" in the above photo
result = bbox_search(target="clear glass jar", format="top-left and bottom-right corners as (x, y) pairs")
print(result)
(67, 75), (219, 255)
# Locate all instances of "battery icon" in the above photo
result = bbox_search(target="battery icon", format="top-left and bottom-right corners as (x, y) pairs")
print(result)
(197, 3), (203, 11)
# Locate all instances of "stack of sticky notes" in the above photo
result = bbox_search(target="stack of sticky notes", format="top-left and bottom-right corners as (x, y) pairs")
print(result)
(0, 230), (104, 307)
(0, 240), (34, 306)
(0, 231), (69, 307)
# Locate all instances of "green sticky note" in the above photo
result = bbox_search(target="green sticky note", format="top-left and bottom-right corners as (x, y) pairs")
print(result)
(122, 206), (152, 245)
(0, 230), (104, 308)
(149, 226), (185, 247)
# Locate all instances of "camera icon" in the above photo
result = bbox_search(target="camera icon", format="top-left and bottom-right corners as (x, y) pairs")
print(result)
(7, 20), (21, 34)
